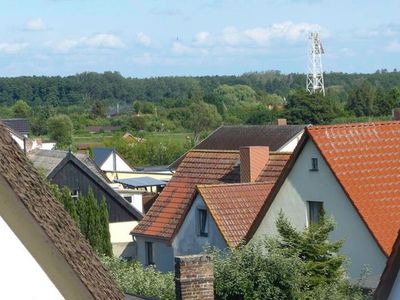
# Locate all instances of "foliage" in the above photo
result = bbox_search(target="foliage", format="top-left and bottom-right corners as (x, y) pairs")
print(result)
(346, 81), (376, 117)
(100, 255), (175, 300)
(91, 100), (107, 118)
(51, 184), (112, 256)
(47, 114), (73, 148)
(12, 99), (31, 118)
(283, 90), (340, 124)
(211, 212), (364, 300)
(275, 211), (345, 289)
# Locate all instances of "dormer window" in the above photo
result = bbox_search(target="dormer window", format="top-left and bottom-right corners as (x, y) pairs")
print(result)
(310, 158), (319, 171)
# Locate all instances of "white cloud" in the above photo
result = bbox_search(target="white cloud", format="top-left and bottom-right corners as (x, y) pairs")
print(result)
(0, 43), (28, 54)
(172, 41), (194, 54)
(385, 40), (400, 52)
(25, 18), (47, 31)
(194, 32), (211, 45)
(136, 32), (152, 47)
(82, 33), (125, 48)
(48, 33), (125, 53)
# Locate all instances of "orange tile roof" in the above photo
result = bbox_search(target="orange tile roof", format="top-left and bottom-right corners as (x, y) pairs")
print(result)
(307, 121), (400, 256)
(132, 149), (291, 242)
(132, 150), (241, 240)
(197, 182), (274, 247)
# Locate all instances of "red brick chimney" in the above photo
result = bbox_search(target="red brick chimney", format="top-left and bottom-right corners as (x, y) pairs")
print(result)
(275, 118), (287, 125)
(393, 108), (400, 121)
(175, 255), (214, 300)
(240, 146), (269, 183)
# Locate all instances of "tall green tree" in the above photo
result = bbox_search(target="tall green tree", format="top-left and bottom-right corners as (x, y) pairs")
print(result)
(99, 197), (113, 256)
(60, 187), (80, 224)
(47, 114), (73, 148)
(276, 211), (345, 289)
(346, 81), (376, 116)
(84, 188), (101, 252)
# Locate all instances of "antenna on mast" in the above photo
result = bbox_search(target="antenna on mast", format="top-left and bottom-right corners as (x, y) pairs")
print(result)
(306, 32), (325, 96)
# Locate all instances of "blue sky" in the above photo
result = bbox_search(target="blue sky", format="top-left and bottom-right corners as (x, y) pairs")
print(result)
(0, 0), (399, 77)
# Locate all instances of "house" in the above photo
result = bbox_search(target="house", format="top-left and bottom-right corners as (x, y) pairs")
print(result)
(374, 231), (400, 300)
(169, 123), (305, 170)
(93, 147), (135, 180)
(132, 147), (291, 271)
(1, 118), (30, 136)
(248, 121), (400, 288)
(0, 123), (125, 299)
(28, 149), (143, 258)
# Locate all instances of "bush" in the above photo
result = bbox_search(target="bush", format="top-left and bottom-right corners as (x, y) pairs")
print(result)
(100, 256), (175, 300)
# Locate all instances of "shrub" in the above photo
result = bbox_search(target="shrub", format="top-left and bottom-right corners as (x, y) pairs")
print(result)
(100, 256), (175, 300)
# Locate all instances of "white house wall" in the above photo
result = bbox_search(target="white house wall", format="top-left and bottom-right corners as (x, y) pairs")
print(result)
(10, 133), (24, 150)
(0, 216), (63, 300)
(278, 131), (304, 152)
(101, 152), (133, 172)
(253, 139), (387, 288)
(173, 195), (227, 256)
(389, 270), (400, 300)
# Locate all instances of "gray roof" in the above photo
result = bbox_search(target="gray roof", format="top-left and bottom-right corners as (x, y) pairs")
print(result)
(93, 147), (113, 166)
(169, 124), (306, 169)
(1, 118), (30, 135)
(115, 177), (166, 188)
(28, 149), (110, 183)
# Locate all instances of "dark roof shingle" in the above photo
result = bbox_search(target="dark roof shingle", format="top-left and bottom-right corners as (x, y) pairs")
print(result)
(0, 124), (124, 299)
(1, 118), (30, 135)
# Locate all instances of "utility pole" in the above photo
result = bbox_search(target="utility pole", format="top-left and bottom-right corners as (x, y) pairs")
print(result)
(306, 32), (325, 96)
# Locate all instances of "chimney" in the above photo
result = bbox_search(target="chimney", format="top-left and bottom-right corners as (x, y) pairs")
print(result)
(175, 255), (214, 300)
(393, 108), (400, 121)
(240, 146), (269, 183)
(275, 118), (287, 126)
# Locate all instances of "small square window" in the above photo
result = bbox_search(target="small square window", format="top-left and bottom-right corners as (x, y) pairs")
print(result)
(198, 209), (208, 237)
(310, 158), (319, 171)
(145, 242), (154, 266)
(70, 189), (79, 199)
(308, 201), (323, 225)
(124, 196), (132, 203)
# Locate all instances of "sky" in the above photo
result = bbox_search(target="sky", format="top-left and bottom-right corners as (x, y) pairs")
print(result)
(0, 0), (399, 77)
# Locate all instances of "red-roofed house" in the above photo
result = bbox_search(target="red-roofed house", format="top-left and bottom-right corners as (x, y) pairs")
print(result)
(250, 121), (400, 288)
(132, 147), (291, 271)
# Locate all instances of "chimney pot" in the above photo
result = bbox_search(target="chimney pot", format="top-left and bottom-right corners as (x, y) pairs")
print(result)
(393, 108), (400, 121)
(275, 118), (287, 126)
(240, 146), (269, 183)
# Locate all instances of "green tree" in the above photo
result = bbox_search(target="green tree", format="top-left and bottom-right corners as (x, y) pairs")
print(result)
(133, 101), (141, 115)
(99, 197), (113, 256)
(91, 100), (106, 118)
(84, 188), (101, 252)
(47, 114), (73, 148)
(185, 101), (222, 143)
(60, 187), (80, 224)
(12, 99), (31, 118)
(276, 211), (345, 289)
(283, 90), (337, 124)
(346, 81), (376, 116)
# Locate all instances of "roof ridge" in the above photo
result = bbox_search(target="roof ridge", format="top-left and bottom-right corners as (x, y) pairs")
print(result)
(189, 149), (240, 153)
(197, 182), (273, 189)
(308, 120), (400, 131)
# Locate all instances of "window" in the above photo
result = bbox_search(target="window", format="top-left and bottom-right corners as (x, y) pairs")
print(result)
(70, 189), (79, 199)
(308, 201), (323, 225)
(310, 158), (319, 171)
(124, 196), (132, 203)
(145, 242), (154, 266)
(198, 209), (208, 237)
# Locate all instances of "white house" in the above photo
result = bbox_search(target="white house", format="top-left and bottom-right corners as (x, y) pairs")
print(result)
(0, 123), (124, 299)
(133, 147), (291, 271)
(250, 121), (400, 288)
(93, 147), (135, 181)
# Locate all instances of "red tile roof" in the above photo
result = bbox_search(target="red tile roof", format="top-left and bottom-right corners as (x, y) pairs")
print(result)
(132, 149), (291, 242)
(197, 182), (274, 247)
(307, 121), (400, 256)
(132, 150), (241, 240)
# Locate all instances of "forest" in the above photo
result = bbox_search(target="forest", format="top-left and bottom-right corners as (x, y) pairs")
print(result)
(1, 70), (399, 166)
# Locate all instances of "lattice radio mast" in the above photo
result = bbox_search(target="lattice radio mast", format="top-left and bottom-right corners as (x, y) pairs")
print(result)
(306, 32), (325, 96)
